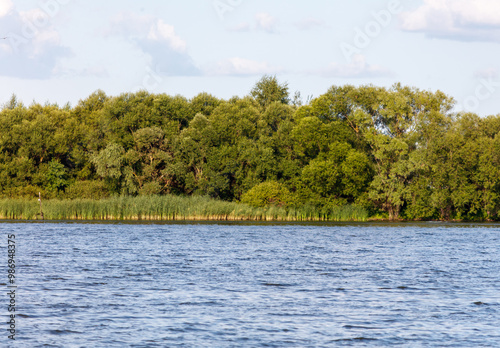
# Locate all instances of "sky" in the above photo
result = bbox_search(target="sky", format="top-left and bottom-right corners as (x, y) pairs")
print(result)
(1, 0), (500, 116)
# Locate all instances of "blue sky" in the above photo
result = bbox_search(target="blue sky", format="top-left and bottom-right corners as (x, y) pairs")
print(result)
(1, 0), (500, 116)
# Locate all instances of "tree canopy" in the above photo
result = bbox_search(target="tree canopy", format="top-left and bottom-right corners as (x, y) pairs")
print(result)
(1, 76), (500, 221)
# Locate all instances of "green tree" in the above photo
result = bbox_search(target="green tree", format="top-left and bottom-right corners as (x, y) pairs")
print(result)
(250, 75), (290, 108)
(299, 142), (371, 206)
(45, 159), (69, 192)
(90, 143), (125, 193)
(123, 126), (182, 195)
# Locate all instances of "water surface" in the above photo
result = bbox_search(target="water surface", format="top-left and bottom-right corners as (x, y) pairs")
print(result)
(1, 222), (499, 347)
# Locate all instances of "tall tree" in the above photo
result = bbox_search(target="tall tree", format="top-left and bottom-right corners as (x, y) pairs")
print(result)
(250, 75), (290, 109)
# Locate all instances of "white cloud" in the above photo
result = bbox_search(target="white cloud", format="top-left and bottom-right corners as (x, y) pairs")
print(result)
(147, 19), (186, 53)
(106, 13), (200, 76)
(294, 17), (326, 31)
(400, 0), (500, 41)
(0, 2), (71, 79)
(206, 57), (283, 76)
(255, 12), (278, 33)
(226, 13), (280, 34)
(0, 0), (13, 17)
(315, 54), (393, 78)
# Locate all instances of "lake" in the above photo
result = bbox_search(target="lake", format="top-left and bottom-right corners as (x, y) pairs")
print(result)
(1, 221), (499, 347)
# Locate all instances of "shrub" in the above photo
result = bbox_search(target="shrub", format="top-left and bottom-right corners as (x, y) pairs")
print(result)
(241, 181), (291, 207)
(64, 180), (110, 199)
(139, 181), (162, 196)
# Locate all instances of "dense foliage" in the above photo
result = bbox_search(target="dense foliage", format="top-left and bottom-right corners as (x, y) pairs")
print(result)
(1, 76), (500, 220)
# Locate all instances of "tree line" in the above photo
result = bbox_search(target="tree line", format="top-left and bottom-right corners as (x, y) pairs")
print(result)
(1, 76), (500, 220)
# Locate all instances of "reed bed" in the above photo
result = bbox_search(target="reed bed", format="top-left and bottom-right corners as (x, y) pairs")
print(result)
(0, 195), (368, 222)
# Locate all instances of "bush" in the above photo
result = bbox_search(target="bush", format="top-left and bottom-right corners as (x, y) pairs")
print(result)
(1, 185), (48, 199)
(64, 180), (110, 199)
(241, 181), (292, 207)
(139, 181), (162, 196)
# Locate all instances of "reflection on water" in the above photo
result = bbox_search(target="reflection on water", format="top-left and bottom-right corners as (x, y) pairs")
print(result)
(1, 222), (499, 347)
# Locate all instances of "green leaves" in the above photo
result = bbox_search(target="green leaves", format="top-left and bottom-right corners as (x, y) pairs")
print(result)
(298, 142), (372, 206)
(45, 160), (69, 192)
(90, 143), (125, 179)
(1, 78), (500, 221)
(241, 181), (292, 208)
(133, 126), (164, 151)
(250, 75), (290, 108)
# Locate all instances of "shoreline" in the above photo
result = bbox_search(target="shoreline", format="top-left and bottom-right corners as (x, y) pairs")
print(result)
(1, 196), (497, 222)
(0, 195), (369, 222)
(0, 216), (500, 225)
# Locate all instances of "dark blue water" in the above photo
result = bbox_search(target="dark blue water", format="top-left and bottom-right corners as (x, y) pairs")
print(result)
(1, 222), (499, 347)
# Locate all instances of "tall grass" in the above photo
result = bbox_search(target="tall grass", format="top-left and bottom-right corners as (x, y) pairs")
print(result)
(0, 195), (368, 221)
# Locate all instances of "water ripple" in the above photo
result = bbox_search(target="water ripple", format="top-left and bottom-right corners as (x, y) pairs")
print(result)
(1, 222), (500, 346)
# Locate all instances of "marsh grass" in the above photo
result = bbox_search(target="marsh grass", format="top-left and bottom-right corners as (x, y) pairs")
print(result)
(0, 195), (368, 221)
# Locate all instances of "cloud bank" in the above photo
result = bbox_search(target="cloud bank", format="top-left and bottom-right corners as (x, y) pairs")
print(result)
(106, 12), (200, 76)
(400, 0), (500, 42)
(0, 0), (71, 79)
